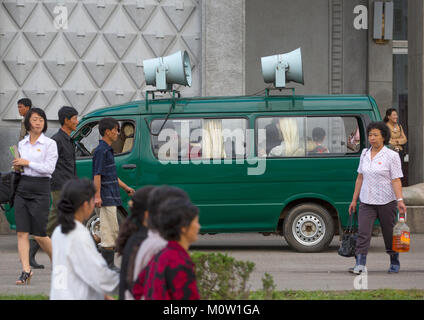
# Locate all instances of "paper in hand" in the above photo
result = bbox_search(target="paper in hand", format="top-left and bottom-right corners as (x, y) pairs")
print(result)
(9, 145), (20, 159)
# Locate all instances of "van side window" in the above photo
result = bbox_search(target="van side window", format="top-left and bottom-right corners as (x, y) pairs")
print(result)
(305, 117), (361, 155)
(151, 118), (247, 160)
(74, 120), (136, 158)
(257, 117), (306, 158)
(257, 116), (361, 157)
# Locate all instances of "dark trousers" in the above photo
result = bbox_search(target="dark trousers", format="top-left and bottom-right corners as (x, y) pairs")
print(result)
(355, 201), (397, 256)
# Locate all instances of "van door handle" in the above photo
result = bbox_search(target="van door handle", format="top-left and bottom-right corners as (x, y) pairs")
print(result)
(122, 164), (137, 170)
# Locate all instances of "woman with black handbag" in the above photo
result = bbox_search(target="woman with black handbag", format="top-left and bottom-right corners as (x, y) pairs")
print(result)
(348, 122), (406, 275)
(12, 108), (58, 285)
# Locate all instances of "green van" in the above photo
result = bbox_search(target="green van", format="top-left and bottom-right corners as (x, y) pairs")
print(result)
(70, 93), (381, 252)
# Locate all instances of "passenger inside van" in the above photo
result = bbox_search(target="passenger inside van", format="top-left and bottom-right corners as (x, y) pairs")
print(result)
(309, 127), (329, 154)
(347, 126), (360, 152)
(265, 119), (283, 156)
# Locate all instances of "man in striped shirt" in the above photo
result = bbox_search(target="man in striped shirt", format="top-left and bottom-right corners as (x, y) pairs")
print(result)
(93, 117), (135, 271)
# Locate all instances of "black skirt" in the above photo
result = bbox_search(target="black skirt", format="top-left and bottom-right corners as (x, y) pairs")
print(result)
(14, 176), (51, 236)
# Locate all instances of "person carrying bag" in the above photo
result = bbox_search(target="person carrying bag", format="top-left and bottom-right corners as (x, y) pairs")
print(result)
(0, 171), (20, 209)
(338, 212), (358, 257)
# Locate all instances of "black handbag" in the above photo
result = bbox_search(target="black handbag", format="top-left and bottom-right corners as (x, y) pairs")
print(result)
(338, 213), (358, 257)
(0, 171), (21, 208)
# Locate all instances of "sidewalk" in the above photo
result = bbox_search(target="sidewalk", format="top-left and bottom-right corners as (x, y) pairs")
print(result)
(1, 233), (424, 296)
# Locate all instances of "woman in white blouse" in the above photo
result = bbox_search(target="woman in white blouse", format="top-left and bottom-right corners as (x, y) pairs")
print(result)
(12, 108), (58, 285)
(348, 122), (407, 275)
(50, 179), (119, 300)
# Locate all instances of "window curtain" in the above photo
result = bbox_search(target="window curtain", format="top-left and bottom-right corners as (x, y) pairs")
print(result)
(278, 118), (304, 156)
(202, 119), (226, 159)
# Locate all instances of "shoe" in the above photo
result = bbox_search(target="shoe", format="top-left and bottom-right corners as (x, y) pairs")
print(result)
(100, 247), (120, 272)
(29, 239), (44, 269)
(352, 254), (367, 274)
(388, 253), (400, 273)
(16, 270), (33, 285)
(348, 255), (359, 273)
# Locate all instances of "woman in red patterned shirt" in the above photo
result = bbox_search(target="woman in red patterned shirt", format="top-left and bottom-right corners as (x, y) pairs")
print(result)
(133, 197), (200, 300)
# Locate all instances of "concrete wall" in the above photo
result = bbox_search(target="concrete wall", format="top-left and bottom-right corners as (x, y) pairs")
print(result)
(367, 0), (393, 118)
(0, 0), (202, 172)
(408, 0), (424, 185)
(245, 0), (368, 95)
(202, 0), (245, 96)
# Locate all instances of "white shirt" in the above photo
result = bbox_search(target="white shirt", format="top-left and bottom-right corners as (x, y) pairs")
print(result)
(357, 146), (403, 205)
(50, 221), (119, 300)
(18, 133), (58, 178)
(132, 230), (167, 282)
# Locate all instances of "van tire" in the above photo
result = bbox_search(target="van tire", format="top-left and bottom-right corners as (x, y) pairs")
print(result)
(282, 203), (334, 252)
(85, 208), (127, 249)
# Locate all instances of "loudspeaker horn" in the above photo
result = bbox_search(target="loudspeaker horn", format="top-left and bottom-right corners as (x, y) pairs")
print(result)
(261, 48), (304, 88)
(143, 50), (192, 91)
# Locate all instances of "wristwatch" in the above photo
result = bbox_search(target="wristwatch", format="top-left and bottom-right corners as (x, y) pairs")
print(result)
(396, 198), (403, 202)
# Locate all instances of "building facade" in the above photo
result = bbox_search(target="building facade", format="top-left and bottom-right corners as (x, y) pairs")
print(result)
(0, 0), (422, 185)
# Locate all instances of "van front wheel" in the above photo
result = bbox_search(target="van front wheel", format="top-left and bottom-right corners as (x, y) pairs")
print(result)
(282, 203), (334, 252)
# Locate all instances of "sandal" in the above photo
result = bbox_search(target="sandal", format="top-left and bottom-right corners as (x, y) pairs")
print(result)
(16, 270), (33, 285)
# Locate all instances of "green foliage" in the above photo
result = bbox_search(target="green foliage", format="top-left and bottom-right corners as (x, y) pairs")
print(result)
(1, 289), (423, 300)
(261, 272), (277, 300)
(249, 289), (424, 300)
(191, 252), (255, 300)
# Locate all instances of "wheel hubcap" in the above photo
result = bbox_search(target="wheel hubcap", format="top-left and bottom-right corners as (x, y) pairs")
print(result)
(292, 212), (326, 246)
(90, 217), (101, 242)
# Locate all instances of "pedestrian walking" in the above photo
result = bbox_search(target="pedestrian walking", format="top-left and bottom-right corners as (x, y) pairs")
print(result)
(50, 179), (119, 300)
(15, 98), (44, 269)
(116, 186), (155, 300)
(384, 108), (407, 159)
(12, 108), (58, 285)
(348, 121), (407, 274)
(17, 98), (31, 141)
(132, 186), (190, 283)
(92, 117), (135, 270)
(133, 197), (201, 300)
(46, 106), (79, 238)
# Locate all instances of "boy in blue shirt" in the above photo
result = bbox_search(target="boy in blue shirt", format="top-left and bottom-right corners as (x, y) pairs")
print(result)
(93, 117), (135, 270)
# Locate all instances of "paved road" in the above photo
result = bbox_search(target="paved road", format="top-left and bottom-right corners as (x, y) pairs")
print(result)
(1, 233), (424, 296)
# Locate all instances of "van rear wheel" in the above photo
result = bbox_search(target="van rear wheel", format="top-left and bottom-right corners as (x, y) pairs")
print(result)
(283, 203), (334, 252)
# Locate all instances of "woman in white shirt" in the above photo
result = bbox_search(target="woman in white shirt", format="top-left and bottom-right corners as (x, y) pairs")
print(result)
(348, 121), (407, 275)
(50, 179), (119, 300)
(12, 108), (58, 285)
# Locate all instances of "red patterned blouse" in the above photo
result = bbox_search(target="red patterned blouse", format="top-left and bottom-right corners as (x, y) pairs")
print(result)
(132, 241), (200, 300)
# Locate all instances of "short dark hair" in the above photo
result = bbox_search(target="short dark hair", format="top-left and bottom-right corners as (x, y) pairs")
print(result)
(384, 108), (397, 123)
(312, 127), (326, 142)
(147, 186), (189, 231)
(98, 117), (120, 136)
(157, 197), (199, 241)
(17, 98), (32, 108)
(58, 106), (78, 126)
(24, 108), (48, 133)
(366, 121), (391, 145)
